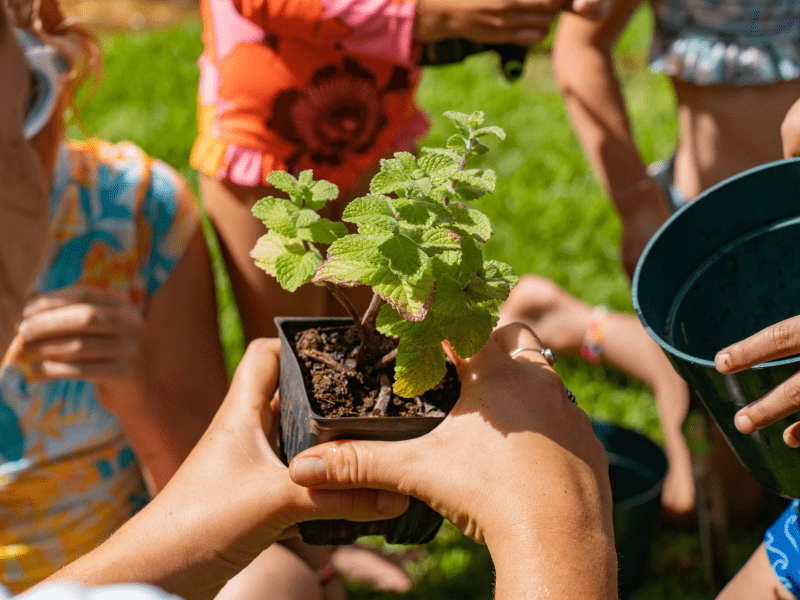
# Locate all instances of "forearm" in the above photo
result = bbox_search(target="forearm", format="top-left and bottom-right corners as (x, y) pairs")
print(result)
(553, 19), (651, 218)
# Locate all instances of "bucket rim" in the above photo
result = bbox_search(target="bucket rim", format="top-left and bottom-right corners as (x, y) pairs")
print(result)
(632, 156), (800, 371)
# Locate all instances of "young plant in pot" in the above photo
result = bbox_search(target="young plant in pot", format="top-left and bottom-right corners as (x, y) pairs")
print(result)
(251, 111), (518, 545)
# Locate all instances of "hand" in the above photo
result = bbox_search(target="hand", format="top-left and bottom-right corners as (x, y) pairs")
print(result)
(45, 338), (410, 599)
(715, 316), (800, 447)
(619, 181), (672, 279)
(414, 0), (610, 45)
(781, 98), (800, 159)
(289, 323), (617, 598)
(16, 286), (150, 411)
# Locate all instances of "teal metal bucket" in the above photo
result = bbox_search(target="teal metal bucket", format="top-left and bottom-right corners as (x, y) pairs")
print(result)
(633, 157), (800, 499)
(592, 420), (667, 599)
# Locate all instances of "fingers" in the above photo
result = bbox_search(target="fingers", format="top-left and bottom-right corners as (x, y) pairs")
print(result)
(716, 316), (800, 374)
(23, 286), (130, 318)
(784, 422), (800, 448)
(291, 487), (411, 523)
(490, 322), (551, 367)
(568, 0), (610, 20)
(289, 438), (420, 495)
(224, 338), (282, 419)
(734, 373), (800, 434)
(19, 301), (142, 342)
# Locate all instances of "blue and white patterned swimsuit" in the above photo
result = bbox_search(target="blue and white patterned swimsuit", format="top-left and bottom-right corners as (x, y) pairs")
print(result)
(766, 499), (800, 595)
(650, 0), (800, 86)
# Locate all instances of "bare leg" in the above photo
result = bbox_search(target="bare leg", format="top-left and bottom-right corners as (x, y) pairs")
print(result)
(718, 542), (797, 600)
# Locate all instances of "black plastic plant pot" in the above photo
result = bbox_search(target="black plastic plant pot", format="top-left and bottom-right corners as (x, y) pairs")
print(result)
(633, 157), (800, 499)
(275, 316), (446, 546)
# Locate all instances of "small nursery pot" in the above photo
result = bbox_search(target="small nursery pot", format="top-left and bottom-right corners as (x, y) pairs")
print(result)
(275, 316), (446, 546)
(633, 158), (800, 499)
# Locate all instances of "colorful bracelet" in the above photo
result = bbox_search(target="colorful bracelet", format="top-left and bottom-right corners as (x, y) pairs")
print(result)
(580, 305), (612, 364)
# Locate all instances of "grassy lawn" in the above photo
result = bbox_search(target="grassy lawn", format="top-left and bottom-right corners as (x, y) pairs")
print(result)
(67, 12), (777, 598)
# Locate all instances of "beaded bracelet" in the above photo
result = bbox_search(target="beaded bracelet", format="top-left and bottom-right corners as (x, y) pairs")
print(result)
(580, 305), (611, 364)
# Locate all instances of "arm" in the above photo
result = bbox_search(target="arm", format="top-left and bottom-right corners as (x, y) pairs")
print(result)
(781, 97), (800, 159)
(0, 7), (49, 350)
(552, 1), (671, 277)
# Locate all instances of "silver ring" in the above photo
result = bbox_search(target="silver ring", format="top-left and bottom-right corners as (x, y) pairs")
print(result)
(509, 346), (557, 366)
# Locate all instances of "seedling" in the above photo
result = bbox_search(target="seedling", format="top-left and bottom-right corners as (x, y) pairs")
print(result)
(251, 111), (518, 397)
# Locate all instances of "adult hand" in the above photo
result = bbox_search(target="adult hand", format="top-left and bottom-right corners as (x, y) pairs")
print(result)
(16, 286), (150, 411)
(289, 323), (617, 599)
(44, 339), (409, 600)
(781, 97), (800, 159)
(414, 0), (609, 45)
(0, 2), (49, 351)
(716, 316), (800, 447)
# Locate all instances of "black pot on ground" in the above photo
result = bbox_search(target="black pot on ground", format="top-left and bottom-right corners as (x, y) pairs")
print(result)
(275, 316), (446, 545)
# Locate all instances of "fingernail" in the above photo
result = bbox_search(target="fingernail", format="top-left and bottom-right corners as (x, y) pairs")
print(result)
(735, 413), (755, 434)
(376, 491), (407, 514)
(291, 457), (328, 485)
(715, 352), (729, 372)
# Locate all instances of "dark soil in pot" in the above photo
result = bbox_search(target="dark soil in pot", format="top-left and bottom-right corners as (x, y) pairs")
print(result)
(275, 317), (460, 546)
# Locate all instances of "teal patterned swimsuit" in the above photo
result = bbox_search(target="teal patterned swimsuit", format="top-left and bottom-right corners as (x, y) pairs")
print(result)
(650, 0), (800, 85)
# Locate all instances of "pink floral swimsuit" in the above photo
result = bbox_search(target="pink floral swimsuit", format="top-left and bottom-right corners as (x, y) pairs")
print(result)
(190, 0), (430, 193)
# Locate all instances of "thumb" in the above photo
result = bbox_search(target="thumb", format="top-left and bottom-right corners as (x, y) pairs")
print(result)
(221, 338), (282, 422)
(289, 437), (424, 498)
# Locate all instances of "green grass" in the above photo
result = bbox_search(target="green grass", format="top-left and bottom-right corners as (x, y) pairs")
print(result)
(68, 12), (774, 598)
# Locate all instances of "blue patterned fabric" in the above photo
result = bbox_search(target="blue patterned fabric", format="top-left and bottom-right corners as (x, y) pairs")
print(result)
(766, 498), (800, 596)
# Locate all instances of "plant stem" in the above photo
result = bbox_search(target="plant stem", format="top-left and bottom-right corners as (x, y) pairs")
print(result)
(375, 348), (397, 369)
(324, 281), (376, 357)
(361, 293), (385, 327)
(372, 374), (392, 417)
(298, 348), (349, 373)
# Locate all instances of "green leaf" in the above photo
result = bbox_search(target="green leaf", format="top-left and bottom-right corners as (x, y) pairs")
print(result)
(420, 146), (463, 162)
(250, 231), (295, 277)
(298, 219), (349, 244)
(251, 197), (300, 238)
(314, 234), (387, 285)
(267, 171), (301, 201)
(453, 169), (497, 194)
(418, 153), (459, 186)
(295, 209), (320, 228)
(371, 265), (435, 321)
(308, 179), (340, 210)
(449, 204), (493, 242)
(472, 125), (506, 141)
(420, 228), (461, 250)
(342, 195), (397, 232)
(376, 304), (444, 347)
(298, 170), (314, 186)
(443, 111), (472, 136)
(393, 339), (447, 397)
(441, 306), (497, 359)
(378, 234), (432, 283)
(446, 134), (469, 157)
(431, 274), (472, 317)
(469, 260), (519, 302)
(274, 248), (323, 292)
(467, 110), (485, 129)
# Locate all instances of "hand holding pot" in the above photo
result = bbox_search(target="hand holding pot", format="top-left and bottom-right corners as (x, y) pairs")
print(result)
(44, 338), (409, 600)
(289, 323), (617, 599)
(716, 316), (800, 447)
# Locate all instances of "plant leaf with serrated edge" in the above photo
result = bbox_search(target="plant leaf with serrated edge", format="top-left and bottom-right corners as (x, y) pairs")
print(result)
(251, 231), (295, 277)
(394, 339), (447, 397)
(307, 179), (339, 211)
(342, 195), (396, 232)
(472, 125), (506, 140)
(295, 209), (319, 228)
(418, 153), (459, 185)
(313, 233), (388, 285)
(467, 111), (485, 128)
(453, 169), (496, 194)
(376, 304), (444, 347)
(446, 134), (469, 156)
(469, 260), (519, 302)
(443, 111), (472, 135)
(449, 204), (492, 242)
(371, 265), (435, 321)
(298, 170), (314, 186)
(274, 249), (322, 292)
(298, 219), (348, 244)
(370, 167), (408, 196)
(420, 146), (463, 162)
(441, 306), (497, 359)
(431, 274), (472, 317)
(251, 197), (300, 237)
(421, 228), (461, 250)
(378, 234), (431, 283)
(267, 171), (302, 202)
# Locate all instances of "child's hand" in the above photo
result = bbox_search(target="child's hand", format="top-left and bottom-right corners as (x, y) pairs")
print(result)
(781, 98), (800, 159)
(715, 315), (800, 446)
(17, 285), (150, 412)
